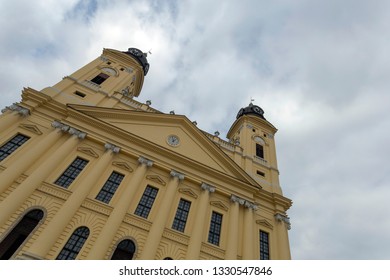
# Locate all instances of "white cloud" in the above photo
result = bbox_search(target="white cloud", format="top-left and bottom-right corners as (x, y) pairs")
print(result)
(1, 0), (390, 259)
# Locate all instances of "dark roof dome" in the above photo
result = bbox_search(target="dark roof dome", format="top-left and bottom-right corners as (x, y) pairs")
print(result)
(123, 48), (150, 76)
(236, 103), (266, 120)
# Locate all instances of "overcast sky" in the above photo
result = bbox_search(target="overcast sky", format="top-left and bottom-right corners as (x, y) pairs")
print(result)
(1, 0), (390, 259)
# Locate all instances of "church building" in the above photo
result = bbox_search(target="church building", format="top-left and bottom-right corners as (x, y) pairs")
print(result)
(0, 47), (292, 260)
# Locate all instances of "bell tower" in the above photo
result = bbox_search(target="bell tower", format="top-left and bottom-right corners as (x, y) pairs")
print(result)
(227, 103), (283, 195)
(40, 48), (149, 108)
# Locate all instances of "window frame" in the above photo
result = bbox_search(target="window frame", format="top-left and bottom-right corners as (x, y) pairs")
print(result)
(54, 157), (89, 188)
(171, 198), (191, 232)
(95, 171), (125, 204)
(134, 185), (159, 219)
(0, 133), (30, 162)
(208, 211), (223, 246)
(56, 226), (90, 260)
(259, 230), (270, 260)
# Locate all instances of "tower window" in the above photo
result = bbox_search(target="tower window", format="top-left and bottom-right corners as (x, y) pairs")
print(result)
(256, 143), (264, 159)
(95, 171), (124, 204)
(259, 230), (270, 260)
(257, 170), (265, 177)
(134, 185), (158, 219)
(208, 211), (223, 246)
(56, 226), (89, 260)
(172, 199), (191, 232)
(54, 157), (88, 188)
(74, 91), (86, 98)
(0, 133), (30, 162)
(90, 73), (109, 85)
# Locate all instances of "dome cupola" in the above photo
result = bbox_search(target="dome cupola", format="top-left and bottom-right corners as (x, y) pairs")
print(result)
(123, 48), (150, 76)
(236, 103), (266, 120)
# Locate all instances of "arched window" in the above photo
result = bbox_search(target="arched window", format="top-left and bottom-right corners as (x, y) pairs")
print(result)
(56, 226), (89, 260)
(111, 239), (136, 260)
(0, 209), (44, 259)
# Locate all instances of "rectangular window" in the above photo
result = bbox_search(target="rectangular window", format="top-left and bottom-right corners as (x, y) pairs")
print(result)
(208, 211), (223, 246)
(90, 73), (109, 85)
(0, 134), (30, 162)
(256, 143), (264, 158)
(257, 170), (265, 177)
(172, 199), (191, 232)
(95, 171), (124, 204)
(260, 230), (270, 260)
(54, 157), (88, 188)
(74, 91), (86, 98)
(134, 185), (158, 219)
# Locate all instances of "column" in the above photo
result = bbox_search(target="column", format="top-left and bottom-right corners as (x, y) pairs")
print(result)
(242, 201), (258, 260)
(274, 213), (292, 259)
(0, 103), (30, 132)
(0, 121), (68, 194)
(86, 156), (153, 260)
(140, 170), (184, 260)
(0, 126), (85, 228)
(186, 183), (215, 259)
(225, 195), (242, 259)
(26, 142), (120, 259)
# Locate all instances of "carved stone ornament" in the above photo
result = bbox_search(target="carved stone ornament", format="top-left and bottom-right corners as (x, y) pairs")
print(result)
(104, 143), (120, 153)
(138, 156), (154, 167)
(275, 213), (291, 230)
(170, 170), (185, 180)
(2, 103), (30, 116)
(201, 182), (216, 193)
(51, 121), (86, 139)
(230, 194), (258, 210)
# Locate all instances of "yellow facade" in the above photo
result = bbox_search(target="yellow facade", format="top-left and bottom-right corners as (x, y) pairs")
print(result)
(0, 48), (292, 260)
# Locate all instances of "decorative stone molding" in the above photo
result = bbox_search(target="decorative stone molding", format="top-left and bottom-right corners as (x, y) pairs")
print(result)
(170, 170), (185, 180)
(138, 156), (153, 167)
(19, 123), (42, 135)
(210, 201), (229, 211)
(178, 187), (198, 198)
(275, 213), (291, 230)
(256, 219), (274, 230)
(146, 175), (166, 186)
(201, 182), (216, 193)
(1, 103), (30, 116)
(230, 194), (258, 210)
(113, 161), (133, 172)
(51, 121), (86, 139)
(104, 142), (120, 153)
(77, 147), (99, 158)
(231, 194), (245, 205)
(125, 67), (134, 73)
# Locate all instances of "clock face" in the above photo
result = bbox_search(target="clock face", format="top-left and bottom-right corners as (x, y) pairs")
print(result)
(167, 135), (180, 147)
(253, 106), (264, 114)
(129, 48), (142, 57)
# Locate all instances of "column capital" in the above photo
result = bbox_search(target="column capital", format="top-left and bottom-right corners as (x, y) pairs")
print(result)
(138, 156), (153, 167)
(170, 170), (185, 180)
(275, 213), (291, 230)
(230, 194), (258, 210)
(104, 143), (120, 153)
(52, 121), (86, 139)
(230, 194), (245, 205)
(1, 103), (30, 116)
(201, 182), (215, 193)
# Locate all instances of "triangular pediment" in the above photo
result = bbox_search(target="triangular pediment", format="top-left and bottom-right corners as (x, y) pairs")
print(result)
(210, 201), (229, 211)
(178, 188), (198, 199)
(256, 219), (273, 229)
(113, 161), (134, 172)
(19, 123), (43, 135)
(146, 175), (166, 186)
(66, 105), (260, 188)
(77, 146), (99, 158)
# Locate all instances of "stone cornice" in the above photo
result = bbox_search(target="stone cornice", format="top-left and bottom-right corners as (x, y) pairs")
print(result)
(1, 103), (30, 116)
